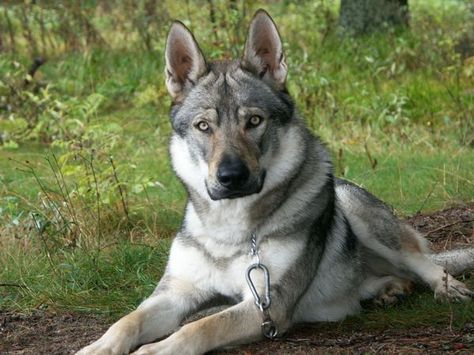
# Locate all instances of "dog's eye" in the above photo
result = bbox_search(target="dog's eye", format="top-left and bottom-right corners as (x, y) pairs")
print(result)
(247, 115), (262, 128)
(196, 121), (210, 132)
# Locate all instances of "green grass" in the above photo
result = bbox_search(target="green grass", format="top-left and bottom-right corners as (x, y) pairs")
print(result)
(0, 241), (170, 315)
(1, 0), (473, 331)
(342, 149), (474, 215)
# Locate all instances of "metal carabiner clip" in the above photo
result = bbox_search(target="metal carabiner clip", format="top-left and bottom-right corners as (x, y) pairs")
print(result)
(245, 263), (272, 310)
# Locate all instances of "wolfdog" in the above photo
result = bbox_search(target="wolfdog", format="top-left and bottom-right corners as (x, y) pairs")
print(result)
(78, 10), (474, 355)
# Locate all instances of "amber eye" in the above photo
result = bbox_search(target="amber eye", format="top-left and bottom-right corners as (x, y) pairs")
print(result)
(196, 121), (209, 132)
(248, 115), (262, 128)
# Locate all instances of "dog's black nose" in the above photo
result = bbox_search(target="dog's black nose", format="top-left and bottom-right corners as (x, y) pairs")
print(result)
(217, 156), (250, 190)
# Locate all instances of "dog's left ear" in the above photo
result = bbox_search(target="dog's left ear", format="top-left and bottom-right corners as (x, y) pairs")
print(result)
(243, 10), (287, 88)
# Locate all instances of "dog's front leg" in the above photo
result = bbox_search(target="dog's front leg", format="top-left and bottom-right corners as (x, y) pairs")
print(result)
(77, 279), (209, 355)
(133, 298), (289, 355)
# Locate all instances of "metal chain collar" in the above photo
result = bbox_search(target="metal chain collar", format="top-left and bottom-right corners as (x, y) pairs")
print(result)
(245, 233), (278, 339)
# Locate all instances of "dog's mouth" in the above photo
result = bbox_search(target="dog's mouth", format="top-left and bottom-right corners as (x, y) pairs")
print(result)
(206, 171), (266, 201)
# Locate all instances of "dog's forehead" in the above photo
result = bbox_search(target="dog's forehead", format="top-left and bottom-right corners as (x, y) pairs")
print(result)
(184, 60), (276, 113)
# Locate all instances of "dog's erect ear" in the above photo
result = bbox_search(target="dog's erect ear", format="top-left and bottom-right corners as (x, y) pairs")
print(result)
(243, 10), (287, 88)
(165, 22), (207, 100)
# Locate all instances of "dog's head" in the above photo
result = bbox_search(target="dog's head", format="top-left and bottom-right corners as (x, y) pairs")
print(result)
(166, 10), (294, 201)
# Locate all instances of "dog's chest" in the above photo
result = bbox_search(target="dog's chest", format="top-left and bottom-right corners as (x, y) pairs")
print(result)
(167, 232), (306, 299)
(167, 201), (306, 298)
(169, 243), (250, 297)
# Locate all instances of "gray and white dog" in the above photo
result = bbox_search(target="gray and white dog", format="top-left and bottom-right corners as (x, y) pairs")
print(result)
(78, 10), (474, 355)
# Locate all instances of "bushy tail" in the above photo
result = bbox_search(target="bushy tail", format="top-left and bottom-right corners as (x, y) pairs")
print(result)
(428, 248), (474, 276)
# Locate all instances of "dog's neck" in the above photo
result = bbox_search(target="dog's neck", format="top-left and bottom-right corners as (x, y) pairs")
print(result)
(181, 125), (334, 247)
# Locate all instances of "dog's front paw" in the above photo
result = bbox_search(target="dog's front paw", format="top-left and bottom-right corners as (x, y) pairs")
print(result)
(76, 337), (130, 355)
(132, 343), (161, 355)
(434, 275), (473, 302)
(132, 333), (197, 355)
(132, 342), (176, 355)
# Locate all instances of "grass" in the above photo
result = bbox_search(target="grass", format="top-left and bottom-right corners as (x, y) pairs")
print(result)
(0, 241), (170, 315)
(341, 149), (474, 215)
(0, 0), (473, 333)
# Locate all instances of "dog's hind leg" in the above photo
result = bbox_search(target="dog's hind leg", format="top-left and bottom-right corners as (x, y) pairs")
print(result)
(394, 224), (473, 301)
(336, 181), (473, 302)
(358, 221), (473, 302)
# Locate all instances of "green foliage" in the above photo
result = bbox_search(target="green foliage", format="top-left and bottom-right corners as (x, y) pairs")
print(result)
(0, 59), (107, 146)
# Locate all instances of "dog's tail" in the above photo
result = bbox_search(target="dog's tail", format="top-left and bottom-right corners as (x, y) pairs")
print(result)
(428, 248), (474, 276)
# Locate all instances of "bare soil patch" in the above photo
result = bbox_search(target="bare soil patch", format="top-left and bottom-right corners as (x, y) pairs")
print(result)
(1, 204), (473, 354)
(409, 204), (474, 252)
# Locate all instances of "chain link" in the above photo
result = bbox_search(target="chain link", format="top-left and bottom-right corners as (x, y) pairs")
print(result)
(250, 232), (260, 264)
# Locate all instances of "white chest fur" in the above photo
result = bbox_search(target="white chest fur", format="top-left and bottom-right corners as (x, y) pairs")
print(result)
(167, 219), (306, 299)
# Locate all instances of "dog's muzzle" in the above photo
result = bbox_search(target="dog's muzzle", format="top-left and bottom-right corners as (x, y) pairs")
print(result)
(216, 156), (250, 190)
(207, 156), (265, 200)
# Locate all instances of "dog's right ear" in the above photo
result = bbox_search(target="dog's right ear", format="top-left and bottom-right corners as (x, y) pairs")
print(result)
(165, 22), (207, 101)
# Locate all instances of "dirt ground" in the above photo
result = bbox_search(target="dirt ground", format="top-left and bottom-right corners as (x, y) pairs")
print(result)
(1, 204), (473, 354)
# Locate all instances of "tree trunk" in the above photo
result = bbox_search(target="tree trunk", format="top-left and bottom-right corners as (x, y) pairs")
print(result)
(339, 0), (409, 35)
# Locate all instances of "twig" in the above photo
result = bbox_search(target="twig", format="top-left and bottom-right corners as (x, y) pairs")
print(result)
(109, 156), (131, 225)
(46, 154), (77, 225)
(53, 154), (77, 220)
(416, 181), (438, 215)
(337, 148), (345, 176)
(364, 142), (377, 170)
(424, 219), (474, 237)
(76, 151), (102, 257)
(444, 264), (453, 332)
(89, 152), (102, 257)
(31, 212), (55, 268)
(0, 283), (25, 288)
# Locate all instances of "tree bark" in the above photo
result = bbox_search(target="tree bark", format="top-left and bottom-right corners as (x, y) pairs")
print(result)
(339, 0), (409, 35)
